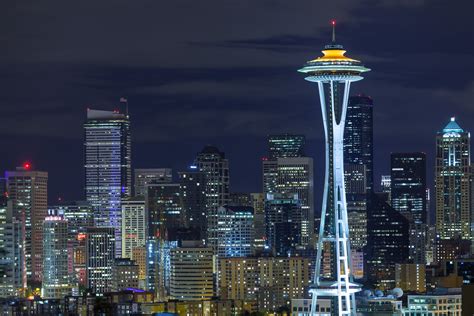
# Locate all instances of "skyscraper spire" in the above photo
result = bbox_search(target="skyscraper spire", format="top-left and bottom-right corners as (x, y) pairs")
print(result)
(331, 19), (336, 43)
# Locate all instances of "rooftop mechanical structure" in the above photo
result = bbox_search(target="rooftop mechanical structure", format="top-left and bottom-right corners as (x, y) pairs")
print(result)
(298, 21), (370, 315)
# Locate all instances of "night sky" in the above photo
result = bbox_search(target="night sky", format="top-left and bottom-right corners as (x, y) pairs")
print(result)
(2, 1), (474, 213)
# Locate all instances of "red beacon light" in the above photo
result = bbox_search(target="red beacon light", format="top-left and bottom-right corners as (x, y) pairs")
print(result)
(23, 162), (31, 170)
(331, 20), (336, 26)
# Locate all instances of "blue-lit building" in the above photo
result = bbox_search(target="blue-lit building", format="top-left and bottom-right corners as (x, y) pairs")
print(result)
(42, 216), (71, 299)
(84, 109), (131, 257)
(217, 205), (254, 257)
(435, 117), (471, 241)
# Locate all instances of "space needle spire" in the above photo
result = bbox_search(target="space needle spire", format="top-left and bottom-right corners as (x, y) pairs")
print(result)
(332, 19), (336, 43)
(298, 21), (370, 315)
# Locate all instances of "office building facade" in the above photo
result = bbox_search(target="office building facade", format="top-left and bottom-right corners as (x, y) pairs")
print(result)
(134, 168), (172, 197)
(85, 227), (116, 293)
(435, 118), (471, 240)
(194, 146), (230, 249)
(84, 109), (131, 257)
(5, 165), (48, 282)
(42, 216), (71, 299)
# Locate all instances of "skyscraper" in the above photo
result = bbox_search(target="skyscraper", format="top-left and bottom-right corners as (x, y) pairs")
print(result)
(298, 22), (370, 314)
(84, 109), (131, 257)
(263, 134), (308, 198)
(276, 157), (314, 247)
(194, 146), (230, 249)
(178, 169), (207, 237)
(436, 117), (471, 240)
(121, 197), (146, 259)
(391, 152), (427, 264)
(0, 197), (26, 297)
(42, 216), (71, 299)
(146, 183), (184, 237)
(86, 227), (116, 293)
(5, 164), (48, 282)
(344, 164), (367, 250)
(134, 168), (172, 197)
(344, 95), (374, 192)
(366, 193), (409, 289)
(265, 193), (302, 256)
(391, 152), (427, 223)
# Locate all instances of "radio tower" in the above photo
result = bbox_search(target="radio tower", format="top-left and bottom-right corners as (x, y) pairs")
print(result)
(298, 20), (370, 315)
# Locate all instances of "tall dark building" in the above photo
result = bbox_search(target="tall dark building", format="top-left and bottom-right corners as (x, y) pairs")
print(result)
(366, 193), (409, 289)
(344, 95), (374, 192)
(268, 134), (305, 159)
(194, 146), (230, 250)
(84, 109), (131, 257)
(178, 168), (207, 237)
(146, 183), (184, 238)
(391, 153), (427, 223)
(265, 193), (302, 256)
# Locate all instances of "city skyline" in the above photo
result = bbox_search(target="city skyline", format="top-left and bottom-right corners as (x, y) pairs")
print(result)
(2, 1), (473, 204)
(1, 2), (474, 315)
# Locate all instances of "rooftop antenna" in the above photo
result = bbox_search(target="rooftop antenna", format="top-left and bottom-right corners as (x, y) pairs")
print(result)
(331, 20), (336, 43)
(120, 97), (129, 116)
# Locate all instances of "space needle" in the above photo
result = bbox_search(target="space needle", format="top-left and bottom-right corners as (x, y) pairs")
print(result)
(298, 21), (370, 315)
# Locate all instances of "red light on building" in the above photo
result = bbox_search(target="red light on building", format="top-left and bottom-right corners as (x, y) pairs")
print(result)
(77, 233), (86, 241)
(331, 19), (336, 26)
(23, 162), (31, 170)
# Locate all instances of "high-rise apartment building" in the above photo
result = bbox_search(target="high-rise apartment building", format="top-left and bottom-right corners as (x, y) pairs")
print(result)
(194, 146), (230, 249)
(84, 109), (131, 257)
(218, 256), (312, 311)
(5, 164), (48, 282)
(217, 205), (254, 257)
(435, 118), (471, 240)
(0, 197), (26, 297)
(134, 168), (172, 197)
(169, 242), (214, 301)
(86, 227), (116, 293)
(121, 197), (146, 259)
(344, 95), (374, 192)
(42, 216), (71, 299)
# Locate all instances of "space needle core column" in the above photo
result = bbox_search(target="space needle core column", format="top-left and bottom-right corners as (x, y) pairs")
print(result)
(298, 21), (370, 315)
